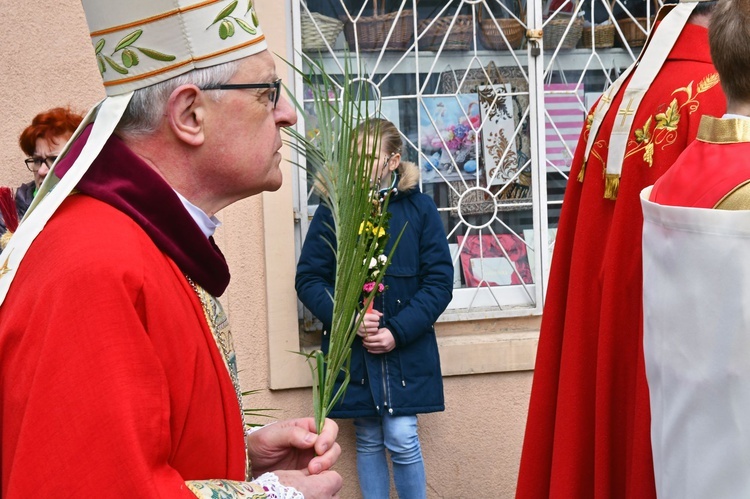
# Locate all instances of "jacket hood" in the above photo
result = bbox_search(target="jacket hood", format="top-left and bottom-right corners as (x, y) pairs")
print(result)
(394, 161), (420, 193)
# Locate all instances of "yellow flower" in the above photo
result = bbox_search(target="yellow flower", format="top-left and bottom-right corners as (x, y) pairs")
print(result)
(372, 226), (385, 238)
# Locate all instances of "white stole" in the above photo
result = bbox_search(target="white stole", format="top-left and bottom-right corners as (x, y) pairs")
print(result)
(582, 2), (699, 199)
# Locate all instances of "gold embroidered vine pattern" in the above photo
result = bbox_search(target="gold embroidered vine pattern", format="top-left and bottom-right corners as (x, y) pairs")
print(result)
(625, 73), (720, 166)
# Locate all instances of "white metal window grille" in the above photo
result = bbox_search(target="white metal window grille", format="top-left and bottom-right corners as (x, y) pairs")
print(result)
(292, 0), (659, 329)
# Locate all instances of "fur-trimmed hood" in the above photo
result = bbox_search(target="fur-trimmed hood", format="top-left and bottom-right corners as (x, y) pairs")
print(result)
(393, 160), (420, 193)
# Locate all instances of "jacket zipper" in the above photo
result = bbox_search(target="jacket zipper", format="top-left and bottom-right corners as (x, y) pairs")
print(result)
(382, 298), (402, 415)
(381, 297), (389, 414)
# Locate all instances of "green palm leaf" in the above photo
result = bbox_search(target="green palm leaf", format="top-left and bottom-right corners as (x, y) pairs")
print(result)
(284, 55), (403, 434)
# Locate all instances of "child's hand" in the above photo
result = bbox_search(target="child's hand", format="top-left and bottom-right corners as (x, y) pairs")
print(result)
(362, 327), (396, 354)
(356, 310), (382, 337)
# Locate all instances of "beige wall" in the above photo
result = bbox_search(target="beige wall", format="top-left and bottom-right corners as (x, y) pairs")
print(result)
(1, 1), (534, 497)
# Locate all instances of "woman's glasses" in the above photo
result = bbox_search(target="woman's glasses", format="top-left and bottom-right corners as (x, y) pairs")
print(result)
(24, 155), (58, 172)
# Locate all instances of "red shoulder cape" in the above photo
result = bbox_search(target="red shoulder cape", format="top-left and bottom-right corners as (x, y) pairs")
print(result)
(651, 124), (750, 208)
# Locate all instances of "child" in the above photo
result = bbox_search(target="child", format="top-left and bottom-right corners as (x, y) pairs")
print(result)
(295, 118), (453, 499)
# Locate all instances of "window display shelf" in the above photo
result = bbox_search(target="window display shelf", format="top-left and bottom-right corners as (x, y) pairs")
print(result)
(302, 47), (637, 76)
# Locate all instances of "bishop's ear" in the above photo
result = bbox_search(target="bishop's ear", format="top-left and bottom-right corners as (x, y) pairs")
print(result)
(166, 84), (206, 147)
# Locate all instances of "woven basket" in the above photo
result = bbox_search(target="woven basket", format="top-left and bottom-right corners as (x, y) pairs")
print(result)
(616, 17), (650, 47)
(581, 22), (615, 48)
(543, 16), (583, 50)
(418, 15), (474, 51)
(342, 10), (414, 52)
(301, 12), (344, 51)
(479, 17), (525, 51)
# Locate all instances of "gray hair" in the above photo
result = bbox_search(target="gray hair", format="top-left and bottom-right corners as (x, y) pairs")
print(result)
(116, 60), (240, 137)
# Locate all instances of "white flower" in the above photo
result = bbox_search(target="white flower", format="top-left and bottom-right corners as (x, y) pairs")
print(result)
(368, 257), (378, 269)
(377, 254), (388, 265)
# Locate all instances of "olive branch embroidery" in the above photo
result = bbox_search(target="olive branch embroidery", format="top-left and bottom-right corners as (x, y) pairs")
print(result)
(94, 29), (177, 76)
(208, 0), (260, 40)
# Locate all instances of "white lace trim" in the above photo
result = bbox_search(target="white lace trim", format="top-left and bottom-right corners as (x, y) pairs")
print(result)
(245, 421), (277, 437)
(256, 473), (304, 499)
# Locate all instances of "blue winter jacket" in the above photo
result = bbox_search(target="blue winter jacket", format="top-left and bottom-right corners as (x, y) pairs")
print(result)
(295, 161), (454, 418)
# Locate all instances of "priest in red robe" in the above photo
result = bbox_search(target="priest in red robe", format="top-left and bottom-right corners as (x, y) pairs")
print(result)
(643, 1), (750, 496)
(517, 2), (725, 498)
(0, 1), (342, 498)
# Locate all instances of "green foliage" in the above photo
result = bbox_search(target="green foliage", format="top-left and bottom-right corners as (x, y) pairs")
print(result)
(284, 55), (403, 434)
(241, 389), (278, 429)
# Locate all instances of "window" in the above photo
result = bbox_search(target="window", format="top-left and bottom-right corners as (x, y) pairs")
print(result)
(269, 0), (658, 387)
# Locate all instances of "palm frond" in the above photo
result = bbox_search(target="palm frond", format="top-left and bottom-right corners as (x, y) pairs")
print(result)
(285, 54), (401, 434)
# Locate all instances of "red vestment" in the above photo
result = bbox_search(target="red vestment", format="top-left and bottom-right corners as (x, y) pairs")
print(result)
(516, 24), (725, 499)
(651, 116), (750, 208)
(0, 131), (246, 497)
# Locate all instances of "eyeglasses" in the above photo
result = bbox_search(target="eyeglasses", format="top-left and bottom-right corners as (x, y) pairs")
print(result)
(24, 155), (58, 172)
(201, 78), (282, 109)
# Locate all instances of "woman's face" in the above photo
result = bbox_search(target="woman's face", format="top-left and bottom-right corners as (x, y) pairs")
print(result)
(363, 136), (400, 188)
(32, 134), (71, 190)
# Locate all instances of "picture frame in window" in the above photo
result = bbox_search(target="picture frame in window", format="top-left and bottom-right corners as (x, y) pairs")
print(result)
(457, 234), (533, 287)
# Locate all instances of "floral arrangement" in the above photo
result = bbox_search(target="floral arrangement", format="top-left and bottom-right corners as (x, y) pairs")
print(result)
(284, 56), (403, 434)
(361, 193), (392, 312)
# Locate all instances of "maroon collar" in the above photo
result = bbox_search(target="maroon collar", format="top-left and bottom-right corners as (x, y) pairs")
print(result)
(55, 125), (230, 296)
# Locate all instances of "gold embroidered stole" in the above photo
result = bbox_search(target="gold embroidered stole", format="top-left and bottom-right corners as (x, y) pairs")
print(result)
(189, 278), (250, 480)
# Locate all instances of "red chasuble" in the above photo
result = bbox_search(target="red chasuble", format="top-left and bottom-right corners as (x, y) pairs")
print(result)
(516, 24), (725, 499)
(0, 130), (247, 497)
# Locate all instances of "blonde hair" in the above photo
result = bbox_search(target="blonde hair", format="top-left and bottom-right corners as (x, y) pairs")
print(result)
(356, 117), (403, 157)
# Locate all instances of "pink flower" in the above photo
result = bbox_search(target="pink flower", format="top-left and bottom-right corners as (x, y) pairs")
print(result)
(363, 282), (376, 293)
(378, 283), (385, 293)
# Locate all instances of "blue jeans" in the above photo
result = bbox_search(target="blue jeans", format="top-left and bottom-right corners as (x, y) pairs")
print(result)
(354, 415), (426, 499)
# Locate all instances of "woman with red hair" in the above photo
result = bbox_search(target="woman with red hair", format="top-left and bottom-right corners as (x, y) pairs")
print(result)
(0, 107), (83, 237)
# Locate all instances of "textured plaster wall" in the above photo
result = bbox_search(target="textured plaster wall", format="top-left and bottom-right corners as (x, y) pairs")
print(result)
(2, 1), (534, 497)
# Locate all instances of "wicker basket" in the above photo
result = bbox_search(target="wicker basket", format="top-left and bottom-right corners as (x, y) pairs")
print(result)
(418, 15), (474, 51)
(301, 12), (344, 52)
(342, 10), (414, 52)
(543, 15), (583, 50)
(479, 17), (525, 51)
(581, 22), (615, 49)
(616, 17), (650, 48)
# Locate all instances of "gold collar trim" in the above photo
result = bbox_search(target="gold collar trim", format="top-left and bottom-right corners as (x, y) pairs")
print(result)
(697, 115), (750, 144)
